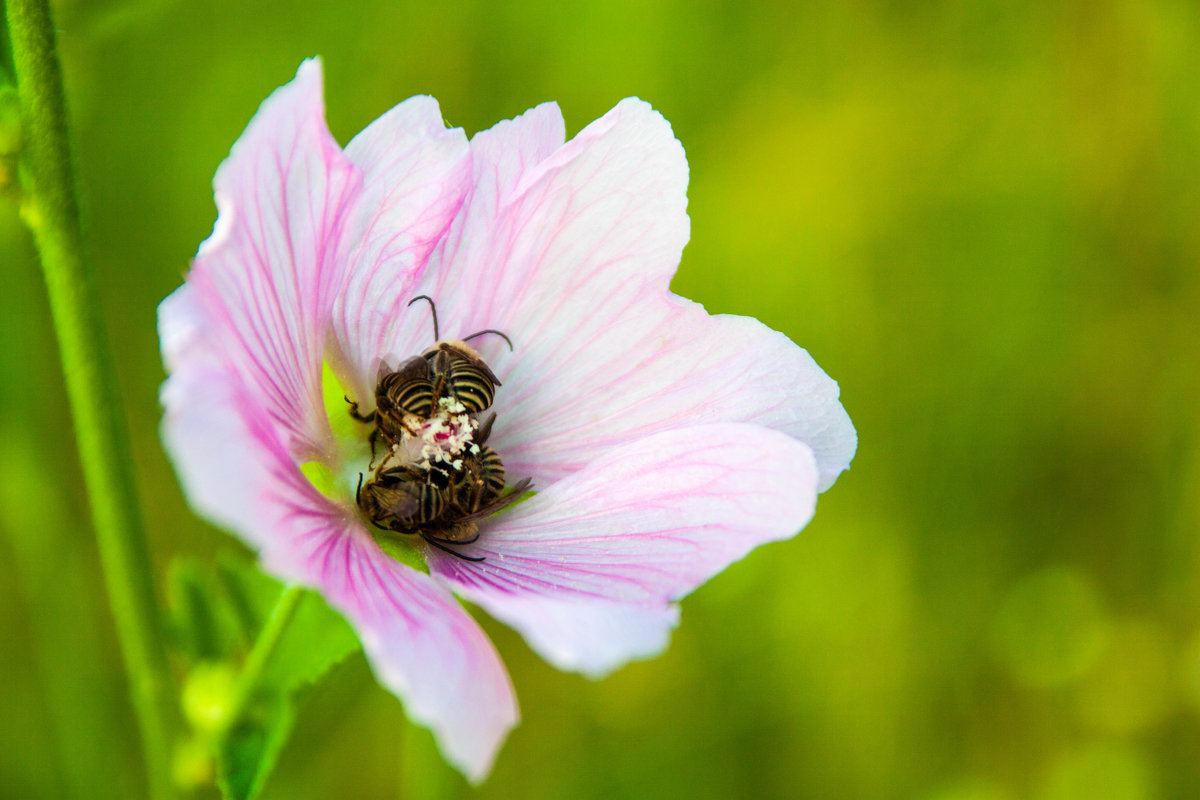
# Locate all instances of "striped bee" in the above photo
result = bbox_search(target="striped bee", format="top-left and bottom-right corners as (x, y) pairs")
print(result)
(350, 296), (529, 559)
(356, 444), (532, 561)
(350, 295), (512, 446)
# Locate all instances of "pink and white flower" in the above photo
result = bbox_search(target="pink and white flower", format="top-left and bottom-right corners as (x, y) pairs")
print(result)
(159, 59), (856, 781)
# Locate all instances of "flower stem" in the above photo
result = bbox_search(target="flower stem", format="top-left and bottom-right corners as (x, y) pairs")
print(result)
(6, 2), (177, 798)
(221, 585), (308, 734)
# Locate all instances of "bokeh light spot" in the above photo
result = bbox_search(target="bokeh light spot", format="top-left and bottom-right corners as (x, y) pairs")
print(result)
(1177, 627), (1200, 716)
(990, 566), (1110, 687)
(1074, 617), (1171, 735)
(1037, 742), (1155, 800)
(925, 776), (1015, 800)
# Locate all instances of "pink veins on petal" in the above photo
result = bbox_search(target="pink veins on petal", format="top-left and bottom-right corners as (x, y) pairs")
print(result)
(159, 58), (856, 782)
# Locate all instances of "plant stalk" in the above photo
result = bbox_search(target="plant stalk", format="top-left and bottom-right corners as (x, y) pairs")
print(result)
(6, 1), (177, 797)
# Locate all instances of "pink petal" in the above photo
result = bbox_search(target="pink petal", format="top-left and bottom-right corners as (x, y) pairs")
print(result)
(350, 96), (855, 489)
(427, 423), (819, 677)
(187, 59), (360, 461)
(261, 512), (518, 784)
(329, 97), (473, 402)
(160, 287), (279, 548)
(497, 307), (856, 492)
(363, 101), (567, 362)
(161, 297), (516, 781)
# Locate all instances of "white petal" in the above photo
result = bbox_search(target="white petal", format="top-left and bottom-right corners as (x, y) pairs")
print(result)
(185, 58), (360, 461)
(427, 424), (818, 677)
(261, 518), (518, 784)
(329, 96), (472, 402)
(161, 304), (516, 780)
(352, 96), (855, 489)
(365, 101), (568, 365)
(498, 305), (856, 492)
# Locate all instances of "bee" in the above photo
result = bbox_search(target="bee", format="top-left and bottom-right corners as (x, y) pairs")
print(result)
(356, 445), (532, 561)
(350, 297), (529, 561)
(349, 295), (512, 446)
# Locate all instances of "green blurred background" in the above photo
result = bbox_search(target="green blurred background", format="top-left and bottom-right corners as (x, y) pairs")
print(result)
(2, 0), (1198, 798)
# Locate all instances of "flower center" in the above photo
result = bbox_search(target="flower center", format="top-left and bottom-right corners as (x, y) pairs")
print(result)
(395, 396), (482, 475)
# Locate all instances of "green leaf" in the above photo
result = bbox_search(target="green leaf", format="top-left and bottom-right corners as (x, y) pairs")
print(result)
(216, 554), (362, 695)
(259, 589), (361, 695)
(214, 552), (282, 645)
(215, 693), (294, 800)
(181, 554), (363, 800)
(167, 557), (234, 661)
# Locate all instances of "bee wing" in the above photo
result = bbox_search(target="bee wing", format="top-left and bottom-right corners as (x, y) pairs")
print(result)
(373, 357), (394, 382)
(374, 480), (423, 518)
(453, 477), (533, 524)
(474, 412), (497, 444)
(390, 355), (430, 383)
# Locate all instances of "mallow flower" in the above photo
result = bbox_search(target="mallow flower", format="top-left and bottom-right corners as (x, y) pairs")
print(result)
(159, 58), (856, 781)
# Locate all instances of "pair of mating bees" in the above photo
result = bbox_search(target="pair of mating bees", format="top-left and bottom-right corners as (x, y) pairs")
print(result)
(351, 296), (531, 562)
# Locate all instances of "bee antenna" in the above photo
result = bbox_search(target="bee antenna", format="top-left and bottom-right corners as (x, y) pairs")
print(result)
(461, 329), (514, 351)
(421, 534), (486, 562)
(407, 295), (439, 340)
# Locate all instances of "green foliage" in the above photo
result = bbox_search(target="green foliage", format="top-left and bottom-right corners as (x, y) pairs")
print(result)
(216, 694), (295, 800)
(3, 0), (1200, 798)
(166, 555), (360, 799)
(167, 559), (230, 661)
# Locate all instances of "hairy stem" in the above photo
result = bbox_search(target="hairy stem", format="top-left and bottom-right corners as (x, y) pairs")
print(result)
(6, 1), (177, 797)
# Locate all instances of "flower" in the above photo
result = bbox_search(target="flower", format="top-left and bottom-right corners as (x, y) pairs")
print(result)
(159, 58), (856, 782)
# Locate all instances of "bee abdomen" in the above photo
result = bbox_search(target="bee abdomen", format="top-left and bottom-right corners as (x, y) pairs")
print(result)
(447, 362), (495, 413)
(362, 464), (447, 530)
(414, 481), (445, 524)
(378, 358), (435, 418)
(394, 380), (435, 417)
(478, 445), (506, 498)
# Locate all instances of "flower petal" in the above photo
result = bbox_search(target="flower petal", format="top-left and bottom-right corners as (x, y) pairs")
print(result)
(426, 423), (819, 677)
(187, 58), (360, 461)
(330, 97), (472, 402)
(261, 515), (518, 785)
(160, 286), (279, 547)
(161, 294), (516, 781)
(498, 307), (856, 492)
(365, 101), (567, 363)
(351, 96), (855, 489)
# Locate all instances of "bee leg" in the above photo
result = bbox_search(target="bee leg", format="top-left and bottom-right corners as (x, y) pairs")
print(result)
(367, 428), (382, 469)
(346, 397), (376, 423)
(421, 534), (486, 563)
(355, 472), (364, 505)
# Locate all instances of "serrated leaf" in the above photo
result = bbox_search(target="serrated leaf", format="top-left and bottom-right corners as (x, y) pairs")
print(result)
(216, 694), (294, 800)
(260, 590), (361, 695)
(205, 554), (362, 800)
(216, 553), (361, 694)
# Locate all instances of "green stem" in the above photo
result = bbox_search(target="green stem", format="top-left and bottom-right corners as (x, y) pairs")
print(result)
(221, 586), (307, 735)
(6, 2), (177, 798)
